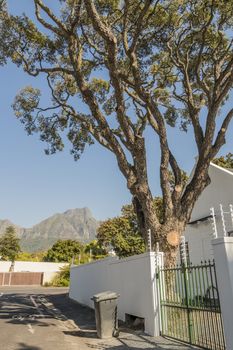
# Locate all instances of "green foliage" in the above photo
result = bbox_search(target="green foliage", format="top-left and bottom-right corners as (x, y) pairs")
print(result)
(122, 197), (164, 226)
(16, 251), (46, 262)
(0, 226), (21, 262)
(84, 240), (107, 260)
(44, 239), (82, 262)
(121, 204), (139, 231)
(1, 0), (231, 158)
(97, 207), (146, 258)
(213, 153), (233, 169)
(50, 264), (70, 287)
(152, 197), (164, 224)
(16, 251), (32, 261)
(97, 198), (166, 258)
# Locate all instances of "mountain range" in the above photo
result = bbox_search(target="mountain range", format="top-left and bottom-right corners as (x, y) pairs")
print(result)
(0, 208), (99, 252)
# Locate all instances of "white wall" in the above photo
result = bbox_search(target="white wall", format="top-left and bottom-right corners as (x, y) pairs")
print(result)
(212, 237), (233, 350)
(184, 223), (215, 263)
(0, 261), (68, 284)
(0, 261), (67, 272)
(69, 257), (116, 305)
(190, 163), (233, 222)
(69, 252), (162, 336)
(183, 163), (233, 263)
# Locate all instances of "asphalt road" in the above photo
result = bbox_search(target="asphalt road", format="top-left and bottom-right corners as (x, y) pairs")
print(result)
(0, 286), (93, 350)
(0, 286), (198, 350)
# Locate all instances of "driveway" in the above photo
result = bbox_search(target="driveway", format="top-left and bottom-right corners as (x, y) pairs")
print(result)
(0, 286), (198, 350)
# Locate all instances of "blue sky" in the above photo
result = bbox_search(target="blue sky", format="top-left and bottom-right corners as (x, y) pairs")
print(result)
(0, 1), (233, 228)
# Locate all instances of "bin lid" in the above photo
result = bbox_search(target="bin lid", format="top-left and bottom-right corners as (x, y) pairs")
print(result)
(92, 291), (119, 302)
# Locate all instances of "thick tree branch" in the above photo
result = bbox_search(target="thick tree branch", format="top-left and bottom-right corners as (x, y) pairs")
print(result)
(212, 108), (233, 155)
(129, 0), (153, 53)
(67, 35), (136, 189)
(69, 0), (83, 32)
(84, 0), (135, 148)
(34, 0), (68, 34)
(167, 40), (204, 152)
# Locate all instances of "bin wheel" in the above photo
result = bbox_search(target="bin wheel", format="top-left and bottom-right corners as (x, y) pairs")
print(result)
(113, 329), (119, 337)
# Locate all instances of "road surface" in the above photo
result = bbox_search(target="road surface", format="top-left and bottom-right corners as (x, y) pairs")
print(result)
(0, 286), (198, 350)
(0, 286), (90, 350)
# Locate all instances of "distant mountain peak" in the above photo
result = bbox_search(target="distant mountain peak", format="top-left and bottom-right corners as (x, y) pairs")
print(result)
(64, 207), (92, 215)
(0, 208), (99, 252)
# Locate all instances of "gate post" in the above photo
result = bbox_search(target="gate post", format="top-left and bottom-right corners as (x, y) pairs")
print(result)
(154, 252), (164, 335)
(212, 237), (233, 350)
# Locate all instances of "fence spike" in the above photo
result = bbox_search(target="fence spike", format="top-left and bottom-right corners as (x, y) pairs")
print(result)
(220, 204), (227, 236)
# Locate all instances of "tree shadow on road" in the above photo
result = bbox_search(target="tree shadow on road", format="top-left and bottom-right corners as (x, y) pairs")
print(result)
(0, 293), (60, 329)
(63, 329), (98, 338)
(81, 334), (197, 350)
(47, 292), (96, 330)
(17, 343), (42, 350)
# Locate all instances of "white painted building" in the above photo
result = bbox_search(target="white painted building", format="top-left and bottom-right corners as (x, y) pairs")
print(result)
(183, 162), (233, 263)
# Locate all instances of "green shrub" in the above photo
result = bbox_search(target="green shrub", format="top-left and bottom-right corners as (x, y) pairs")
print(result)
(51, 264), (70, 287)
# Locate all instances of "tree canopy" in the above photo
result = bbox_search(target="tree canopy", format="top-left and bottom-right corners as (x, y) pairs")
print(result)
(0, 226), (21, 263)
(97, 203), (146, 258)
(213, 153), (233, 169)
(16, 251), (46, 262)
(97, 198), (166, 257)
(98, 216), (146, 258)
(84, 239), (107, 259)
(44, 239), (82, 262)
(1, 1), (233, 263)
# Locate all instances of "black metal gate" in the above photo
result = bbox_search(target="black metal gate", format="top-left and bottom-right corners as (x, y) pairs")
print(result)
(158, 261), (226, 350)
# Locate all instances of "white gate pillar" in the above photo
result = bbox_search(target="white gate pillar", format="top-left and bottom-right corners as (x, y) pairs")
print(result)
(150, 251), (164, 336)
(212, 237), (233, 350)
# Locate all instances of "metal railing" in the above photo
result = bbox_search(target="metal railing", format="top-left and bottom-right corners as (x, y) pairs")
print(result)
(158, 261), (226, 350)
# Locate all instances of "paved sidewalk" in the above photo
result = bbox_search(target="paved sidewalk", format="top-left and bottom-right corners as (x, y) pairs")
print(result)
(75, 330), (198, 350)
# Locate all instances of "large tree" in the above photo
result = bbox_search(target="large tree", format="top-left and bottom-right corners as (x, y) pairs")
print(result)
(44, 239), (82, 262)
(1, 1), (233, 263)
(97, 198), (169, 258)
(0, 226), (21, 271)
(97, 207), (146, 258)
(84, 240), (107, 259)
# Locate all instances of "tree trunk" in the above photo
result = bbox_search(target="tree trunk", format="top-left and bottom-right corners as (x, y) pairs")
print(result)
(158, 220), (186, 267)
(132, 195), (159, 240)
(133, 192), (186, 266)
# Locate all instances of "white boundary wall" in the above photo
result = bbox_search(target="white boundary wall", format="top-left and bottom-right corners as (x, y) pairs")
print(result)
(0, 261), (68, 284)
(69, 252), (163, 336)
(212, 237), (233, 350)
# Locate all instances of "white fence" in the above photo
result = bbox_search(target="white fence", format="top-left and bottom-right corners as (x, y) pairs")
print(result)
(0, 261), (68, 284)
(69, 252), (163, 336)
